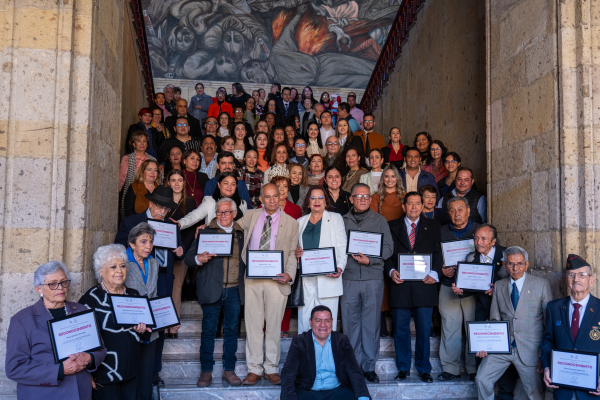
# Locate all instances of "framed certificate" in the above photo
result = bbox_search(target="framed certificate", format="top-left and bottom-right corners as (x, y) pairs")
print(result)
(246, 250), (284, 278)
(455, 262), (494, 292)
(467, 321), (511, 354)
(197, 233), (234, 256)
(346, 230), (384, 258)
(551, 349), (599, 391)
(398, 254), (431, 281)
(109, 294), (156, 328)
(149, 296), (181, 331)
(441, 239), (475, 267)
(300, 248), (337, 276)
(147, 219), (178, 249)
(47, 309), (103, 363)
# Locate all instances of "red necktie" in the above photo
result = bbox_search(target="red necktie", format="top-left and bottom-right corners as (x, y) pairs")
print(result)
(571, 303), (581, 340)
(409, 222), (416, 249)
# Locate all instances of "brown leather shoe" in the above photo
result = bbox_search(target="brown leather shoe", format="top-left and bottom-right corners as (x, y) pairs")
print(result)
(264, 372), (281, 385)
(196, 371), (212, 387)
(222, 370), (242, 386)
(242, 372), (261, 386)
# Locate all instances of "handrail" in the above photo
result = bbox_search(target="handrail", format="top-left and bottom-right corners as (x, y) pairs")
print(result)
(360, 0), (426, 114)
(130, 0), (155, 103)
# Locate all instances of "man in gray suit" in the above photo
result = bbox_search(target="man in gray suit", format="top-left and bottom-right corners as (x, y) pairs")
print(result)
(475, 246), (552, 400)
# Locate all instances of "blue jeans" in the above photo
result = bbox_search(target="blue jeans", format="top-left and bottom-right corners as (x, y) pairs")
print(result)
(200, 286), (241, 371)
(392, 307), (433, 373)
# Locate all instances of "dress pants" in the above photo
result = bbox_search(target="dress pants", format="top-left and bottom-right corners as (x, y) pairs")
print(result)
(154, 271), (169, 374)
(245, 278), (287, 375)
(392, 306), (433, 373)
(296, 386), (355, 400)
(93, 376), (137, 400)
(340, 279), (383, 372)
(138, 340), (157, 400)
(438, 285), (476, 375)
(172, 260), (188, 318)
(298, 276), (339, 334)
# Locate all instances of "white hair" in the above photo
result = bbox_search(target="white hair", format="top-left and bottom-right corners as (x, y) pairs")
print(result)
(503, 246), (529, 262)
(34, 261), (70, 287)
(93, 244), (128, 282)
(216, 197), (237, 212)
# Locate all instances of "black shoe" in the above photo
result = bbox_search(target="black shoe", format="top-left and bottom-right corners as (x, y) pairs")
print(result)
(364, 371), (379, 383)
(152, 374), (165, 387)
(469, 373), (476, 382)
(418, 372), (433, 383)
(437, 371), (461, 381)
(430, 330), (439, 337)
(394, 371), (410, 381)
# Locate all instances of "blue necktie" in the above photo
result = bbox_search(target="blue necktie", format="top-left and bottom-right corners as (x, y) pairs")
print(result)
(511, 282), (519, 310)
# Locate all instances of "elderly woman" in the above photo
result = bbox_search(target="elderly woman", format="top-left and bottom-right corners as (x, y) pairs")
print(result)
(123, 159), (160, 217)
(79, 244), (150, 399)
(307, 154), (326, 186)
(295, 186), (348, 333)
(6, 261), (107, 400)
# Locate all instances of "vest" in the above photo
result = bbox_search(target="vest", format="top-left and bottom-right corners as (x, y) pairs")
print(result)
(441, 188), (484, 224)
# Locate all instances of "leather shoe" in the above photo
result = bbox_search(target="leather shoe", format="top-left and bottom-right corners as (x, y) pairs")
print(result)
(263, 372), (281, 385)
(437, 371), (460, 381)
(242, 372), (261, 386)
(469, 373), (476, 382)
(152, 374), (164, 387)
(394, 371), (410, 381)
(364, 371), (379, 383)
(196, 371), (212, 387)
(222, 371), (242, 386)
(419, 372), (433, 383)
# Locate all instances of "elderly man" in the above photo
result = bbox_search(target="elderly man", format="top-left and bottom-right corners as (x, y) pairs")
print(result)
(313, 103), (325, 126)
(475, 246), (552, 400)
(319, 111), (335, 144)
(164, 85), (177, 115)
(281, 305), (371, 400)
(200, 135), (218, 179)
(541, 254), (600, 399)
(399, 148), (439, 195)
(184, 198), (245, 387)
(341, 183), (394, 383)
(238, 183), (299, 386)
(325, 136), (341, 167)
(164, 99), (202, 139)
(438, 167), (487, 223)
(158, 116), (203, 163)
(203, 151), (252, 207)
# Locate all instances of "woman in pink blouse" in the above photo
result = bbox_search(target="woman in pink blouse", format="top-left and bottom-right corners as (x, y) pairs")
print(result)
(421, 139), (448, 182)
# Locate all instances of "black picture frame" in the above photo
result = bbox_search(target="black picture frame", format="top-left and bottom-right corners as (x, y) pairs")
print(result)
(467, 321), (511, 354)
(246, 250), (284, 278)
(108, 294), (156, 328)
(149, 295), (181, 331)
(455, 262), (495, 292)
(551, 349), (600, 391)
(47, 309), (104, 364)
(397, 253), (432, 281)
(300, 247), (338, 276)
(197, 232), (234, 257)
(147, 218), (180, 250)
(346, 230), (384, 258)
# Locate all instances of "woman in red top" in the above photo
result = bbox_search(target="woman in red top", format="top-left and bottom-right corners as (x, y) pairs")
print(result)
(207, 89), (233, 118)
(382, 127), (405, 170)
(181, 149), (205, 207)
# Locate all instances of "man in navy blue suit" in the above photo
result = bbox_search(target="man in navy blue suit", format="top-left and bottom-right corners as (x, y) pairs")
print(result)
(276, 87), (299, 126)
(398, 148), (439, 197)
(541, 254), (600, 399)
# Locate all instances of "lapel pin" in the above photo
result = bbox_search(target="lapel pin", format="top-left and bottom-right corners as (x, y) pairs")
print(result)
(528, 291), (530, 293)
(563, 306), (567, 309)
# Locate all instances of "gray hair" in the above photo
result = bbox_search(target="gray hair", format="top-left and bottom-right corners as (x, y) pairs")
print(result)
(503, 246), (529, 262)
(260, 183), (280, 198)
(447, 196), (469, 209)
(34, 261), (70, 287)
(164, 84), (174, 90)
(216, 197), (237, 212)
(93, 244), (128, 282)
(351, 183), (371, 195)
(127, 222), (156, 245)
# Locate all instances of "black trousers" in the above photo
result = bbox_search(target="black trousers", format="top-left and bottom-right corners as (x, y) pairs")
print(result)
(93, 376), (137, 400)
(138, 340), (157, 400)
(296, 386), (355, 400)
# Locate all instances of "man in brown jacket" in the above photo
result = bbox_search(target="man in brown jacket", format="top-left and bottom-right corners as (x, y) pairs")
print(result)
(352, 113), (386, 163)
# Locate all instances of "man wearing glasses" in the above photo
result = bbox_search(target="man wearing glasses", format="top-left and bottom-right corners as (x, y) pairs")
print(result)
(164, 99), (202, 139)
(325, 136), (341, 167)
(340, 183), (394, 384)
(157, 116), (202, 163)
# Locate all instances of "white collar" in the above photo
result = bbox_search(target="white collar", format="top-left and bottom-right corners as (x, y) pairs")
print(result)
(570, 293), (591, 308)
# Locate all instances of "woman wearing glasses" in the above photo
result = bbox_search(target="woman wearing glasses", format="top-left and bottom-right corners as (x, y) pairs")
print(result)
(294, 186), (348, 334)
(422, 140), (448, 182)
(6, 261), (107, 400)
(437, 152), (461, 196)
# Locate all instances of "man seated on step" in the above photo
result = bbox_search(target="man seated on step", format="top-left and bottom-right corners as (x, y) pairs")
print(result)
(281, 305), (371, 400)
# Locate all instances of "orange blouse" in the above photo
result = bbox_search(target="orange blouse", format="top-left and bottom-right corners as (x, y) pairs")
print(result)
(370, 192), (405, 221)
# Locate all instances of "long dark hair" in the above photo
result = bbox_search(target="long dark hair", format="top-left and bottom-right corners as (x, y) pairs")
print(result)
(218, 111), (233, 134)
(232, 122), (252, 149)
(233, 82), (246, 96)
(301, 185), (333, 215)
(304, 121), (323, 150)
(425, 139), (448, 166)
(212, 171), (242, 207)
(164, 169), (189, 216)
(302, 86), (317, 105)
(164, 144), (184, 176)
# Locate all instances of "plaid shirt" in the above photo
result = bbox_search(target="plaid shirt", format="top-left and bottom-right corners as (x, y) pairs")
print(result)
(238, 166), (263, 209)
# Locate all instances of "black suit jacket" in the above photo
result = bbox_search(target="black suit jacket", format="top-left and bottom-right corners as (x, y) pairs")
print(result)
(276, 98), (300, 120)
(384, 217), (443, 308)
(467, 245), (507, 320)
(281, 330), (371, 400)
(164, 113), (202, 139)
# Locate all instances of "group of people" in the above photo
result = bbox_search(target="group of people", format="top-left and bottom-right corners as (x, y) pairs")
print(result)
(5, 81), (599, 400)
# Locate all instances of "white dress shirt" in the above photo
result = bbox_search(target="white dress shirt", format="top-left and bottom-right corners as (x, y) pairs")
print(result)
(480, 246), (496, 264)
(509, 272), (526, 295)
(320, 127), (335, 145)
(389, 216), (439, 281)
(569, 293), (590, 328)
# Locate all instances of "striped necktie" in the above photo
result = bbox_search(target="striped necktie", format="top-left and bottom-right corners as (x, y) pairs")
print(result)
(409, 222), (416, 249)
(259, 216), (272, 251)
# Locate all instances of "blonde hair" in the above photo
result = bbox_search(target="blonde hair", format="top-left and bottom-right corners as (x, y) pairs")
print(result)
(376, 165), (406, 213)
(134, 159), (160, 187)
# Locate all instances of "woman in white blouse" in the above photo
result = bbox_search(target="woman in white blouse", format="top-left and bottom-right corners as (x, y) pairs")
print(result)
(360, 148), (385, 194)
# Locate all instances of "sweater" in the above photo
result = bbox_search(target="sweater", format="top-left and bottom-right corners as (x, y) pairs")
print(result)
(369, 193), (404, 221)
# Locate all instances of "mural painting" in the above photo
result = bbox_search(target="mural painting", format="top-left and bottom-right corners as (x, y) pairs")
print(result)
(142, 0), (400, 88)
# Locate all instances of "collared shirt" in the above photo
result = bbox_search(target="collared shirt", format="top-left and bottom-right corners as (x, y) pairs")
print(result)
(349, 107), (364, 129)
(249, 208), (281, 251)
(405, 168), (421, 193)
(510, 272), (526, 295)
(388, 216), (438, 281)
(569, 293), (590, 328)
(437, 188), (488, 223)
(480, 246), (496, 264)
(320, 127), (335, 145)
(201, 154), (217, 178)
(146, 209), (168, 266)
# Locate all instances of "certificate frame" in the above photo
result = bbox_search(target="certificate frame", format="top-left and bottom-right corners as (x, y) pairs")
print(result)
(397, 253), (432, 281)
(197, 233), (234, 256)
(108, 294), (156, 328)
(147, 218), (179, 250)
(466, 321), (511, 354)
(149, 296), (181, 331)
(346, 230), (384, 258)
(47, 309), (103, 363)
(300, 247), (338, 276)
(455, 262), (494, 292)
(550, 349), (600, 391)
(246, 250), (284, 279)
(441, 239), (475, 267)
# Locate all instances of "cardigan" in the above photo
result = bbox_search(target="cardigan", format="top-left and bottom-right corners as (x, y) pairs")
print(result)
(123, 182), (155, 217)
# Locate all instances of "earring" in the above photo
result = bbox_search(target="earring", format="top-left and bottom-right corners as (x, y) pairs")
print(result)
(40, 293), (43, 297)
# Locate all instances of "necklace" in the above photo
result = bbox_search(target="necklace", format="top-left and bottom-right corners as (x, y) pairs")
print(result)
(186, 171), (197, 197)
(101, 282), (126, 295)
(43, 299), (68, 317)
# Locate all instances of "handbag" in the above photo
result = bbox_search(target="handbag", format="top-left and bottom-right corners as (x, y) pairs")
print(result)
(286, 266), (304, 308)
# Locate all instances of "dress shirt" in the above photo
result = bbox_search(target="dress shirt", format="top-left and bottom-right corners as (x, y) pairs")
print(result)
(509, 272), (526, 295)
(404, 168), (421, 193)
(146, 209), (168, 266)
(320, 127), (335, 145)
(569, 293), (590, 328)
(201, 154), (217, 178)
(480, 246), (496, 264)
(388, 216), (439, 281)
(437, 188), (487, 223)
(249, 208), (281, 251)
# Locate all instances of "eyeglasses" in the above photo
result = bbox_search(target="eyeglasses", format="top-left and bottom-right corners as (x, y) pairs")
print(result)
(155, 205), (172, 213)
(43, 280), (71, 290)
(177, 123), (188, 127)
(444, 160), (458, 164)
(327, 142), (339, 146)
(310, 196), (325, 200)
(567, 272), (592, 279)
(295, 144), (306, 147)
(206, 122), (217, 125)
(216, 210), (235, 216)
(352, 194), (370, 200)
(153, 113), (162, 116)
(235, 110), (243, 113)
(506, 262), (527, 268)
(364, 120), (374, 123)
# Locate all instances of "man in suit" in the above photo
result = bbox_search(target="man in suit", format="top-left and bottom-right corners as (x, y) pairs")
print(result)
(384, 191), (443, 383)
(352, 114), (385, 161)
(203, 151), (252, 207)
(237, 183), (299, 386)
(399, 148), (439, 196)
(541, 254), (600, 399)
(438, 167), (487, 223)
(299, 98), (315, 135)
(114, 186), (185, 386)
(319, 111), (336, 144)
(281, 305), (371, 400)
(475, 246), (552, 400)
(276, 87), (300, 126)
(164, 99), (202, 139)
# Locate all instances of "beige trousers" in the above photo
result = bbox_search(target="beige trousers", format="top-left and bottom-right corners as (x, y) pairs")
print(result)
(172, 260), (188, 318)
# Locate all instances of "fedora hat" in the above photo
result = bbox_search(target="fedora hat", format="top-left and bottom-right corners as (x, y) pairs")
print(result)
(145, 186), (178, 209)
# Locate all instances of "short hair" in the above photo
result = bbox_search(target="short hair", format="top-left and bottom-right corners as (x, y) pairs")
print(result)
(164, 84), (174, 90)
(34, 261), (70, 287)
(128, 130), (149, 149)
(308, 153), (327, 171)
(446, 151), (462, 163)
(270, 175), (292, 189)
(419, 184), (438, 199)
(195, 82), (204, 89)
(216, 88), (226, 95)
(457, 166), (474, 179)
(403, 191), (423, 204)
(288, 162), (308, 186)
(138, 107), (152, 117)
(282, 87), (291, 94)
(260, 182), (280, 198)
(503, 246), (529, 262)
(93, 244), (128, 282)
(351, 183), (370, 195)
(201, 135), (216, 146)
(174, 86), (182, 94)
(405, 146), (420, 155)
(175, 116), (189, 124)
(127, 222), (156, 246)
(447, 196), (469, 209)
(216, 197), (237, 212)
(302, 185), (332, 215)
(150, 105), (163, 116)
(338, 102), (350, 113)
(310, 305), (332, 319)
(347, 93), (356, 99)
(363, 113), (374, 120)
(476, 223), (498, 242)
(217, 151), (235, 164)
(272, 83), (281, 91)
(182, 149), (201, 166)
(321, 110), (333, 119)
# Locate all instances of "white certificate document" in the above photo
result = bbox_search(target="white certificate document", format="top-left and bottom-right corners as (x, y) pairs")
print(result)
(551, 350), (599, 390)
(398, 254), (431, 280)
(441, 239), (475, 266)
(147, 219), (178, 249)
(455, 262), (494, 291)
(197, 233), (234, 256)
(150, 296), (180, 331)
(109, 295), (155, 327)
(301, 248), (337, 276)
(48, 309), (102, 363)
(246, 251), (284, 278)
(346, 230), (383, 258)
(467, 321), (510, 353)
